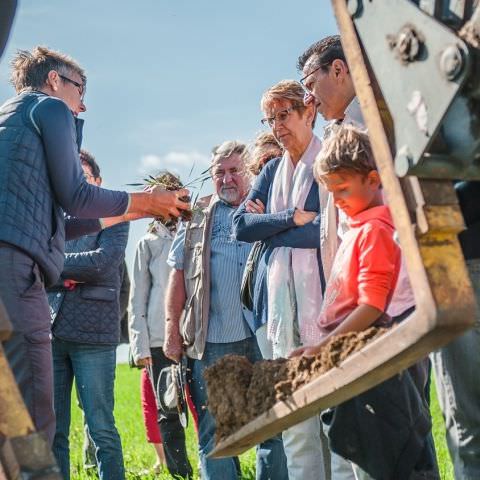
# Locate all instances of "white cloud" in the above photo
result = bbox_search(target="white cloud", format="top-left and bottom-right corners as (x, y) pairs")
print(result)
(138, 150), (210, 177)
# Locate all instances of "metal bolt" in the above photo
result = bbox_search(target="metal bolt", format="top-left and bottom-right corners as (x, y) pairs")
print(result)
(347, 0), (362, 18)
(388, 25), (423, 64)
(440, 45), (464, 80)
(398, 28), (420, 60)
(395, 146), (414, 177)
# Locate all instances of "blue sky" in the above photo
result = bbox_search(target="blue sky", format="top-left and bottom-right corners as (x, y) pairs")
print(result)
(0, 0), (338, 267)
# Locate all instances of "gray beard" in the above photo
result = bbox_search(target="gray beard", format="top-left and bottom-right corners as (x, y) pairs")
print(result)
(219, 187), (239, 205)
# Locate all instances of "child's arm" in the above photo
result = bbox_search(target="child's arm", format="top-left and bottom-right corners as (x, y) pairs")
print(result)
(291, 222), (399, 358)
(290, 304), (382, 357)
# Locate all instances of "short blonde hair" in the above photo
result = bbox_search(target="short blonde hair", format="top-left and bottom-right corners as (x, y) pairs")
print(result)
(10, 46), (86, 93)
(314, 125), (376, 181)
(260, 80), (306, 113)
(246, 132), (283, 176)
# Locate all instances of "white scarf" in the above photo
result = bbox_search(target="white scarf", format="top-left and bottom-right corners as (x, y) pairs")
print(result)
(267, 135), (323, 358)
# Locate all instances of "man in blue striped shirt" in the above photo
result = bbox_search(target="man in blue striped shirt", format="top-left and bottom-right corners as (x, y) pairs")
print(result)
(164, 141), (287, 480)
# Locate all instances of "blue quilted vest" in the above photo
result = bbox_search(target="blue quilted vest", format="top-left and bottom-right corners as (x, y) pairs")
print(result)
(49, 222), (129, 345)
(0, 91), (82, 285)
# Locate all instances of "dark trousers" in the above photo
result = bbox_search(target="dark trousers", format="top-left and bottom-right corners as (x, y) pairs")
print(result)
(0, 244), (55, 443)
(394, 308), (439, 478)
(150, 347), (193, 479)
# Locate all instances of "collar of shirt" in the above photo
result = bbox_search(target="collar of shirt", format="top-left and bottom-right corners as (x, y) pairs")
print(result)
(343, 96), (364, 127)
(323, 96), (365, 138)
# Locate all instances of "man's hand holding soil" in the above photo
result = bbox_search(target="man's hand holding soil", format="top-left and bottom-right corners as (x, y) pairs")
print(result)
(134, 185), (190, 219)
(102, 187), (190, 228)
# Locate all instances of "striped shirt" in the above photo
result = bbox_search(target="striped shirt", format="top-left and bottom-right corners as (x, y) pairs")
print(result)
(167, 200), (253, 343)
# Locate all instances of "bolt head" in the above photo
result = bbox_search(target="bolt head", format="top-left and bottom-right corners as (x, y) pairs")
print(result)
(347, 0), (361, 17)
(395, 147), (413, 177)
(440, 45), (464, 80)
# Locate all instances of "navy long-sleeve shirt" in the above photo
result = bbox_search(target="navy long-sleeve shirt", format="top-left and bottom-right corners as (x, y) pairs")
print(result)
(33, 97), (129, 219)
(65, 218), (102, 241)
(233, 157), (324, 331)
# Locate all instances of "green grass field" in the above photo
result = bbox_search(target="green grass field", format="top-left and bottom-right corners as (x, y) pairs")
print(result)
(68, 364), (453, 479)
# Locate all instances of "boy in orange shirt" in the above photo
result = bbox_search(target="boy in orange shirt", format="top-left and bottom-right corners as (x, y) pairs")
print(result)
(291, 126), (439, 479)
(292, 125), (400, 356)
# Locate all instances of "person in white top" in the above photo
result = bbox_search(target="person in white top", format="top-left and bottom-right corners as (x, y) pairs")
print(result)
(129, 175), (193, 479)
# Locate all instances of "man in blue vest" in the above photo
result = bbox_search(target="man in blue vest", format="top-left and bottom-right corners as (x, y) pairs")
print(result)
(0, 45), (189, 444)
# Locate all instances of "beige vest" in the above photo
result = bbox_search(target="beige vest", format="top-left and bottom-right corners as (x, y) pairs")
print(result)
(180, 195), (216, 359)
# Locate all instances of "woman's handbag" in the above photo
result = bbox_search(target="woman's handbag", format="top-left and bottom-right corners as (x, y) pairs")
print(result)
(156, 357), (189, 427)
(240, 241), (265, 311)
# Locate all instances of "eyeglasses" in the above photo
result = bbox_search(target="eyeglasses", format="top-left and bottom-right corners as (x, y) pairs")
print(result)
(59, 74), (86, 99)
(83, 172), (96, 180)
(300, 65), (323, 88)
(299, 63), (333, 94)
(261, 106), (299, 128)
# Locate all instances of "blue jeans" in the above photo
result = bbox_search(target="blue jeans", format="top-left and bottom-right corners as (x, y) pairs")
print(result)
(188, 337), (288, 480)
(52, 338), (125, 480)
(432, 258), (480, 480)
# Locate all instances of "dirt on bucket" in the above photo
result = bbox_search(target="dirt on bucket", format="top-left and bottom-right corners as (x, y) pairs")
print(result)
(205, 326), (387, 442)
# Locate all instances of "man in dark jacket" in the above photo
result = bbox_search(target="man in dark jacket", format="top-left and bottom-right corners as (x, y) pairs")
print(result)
(48, 152), (129, 480)
(0, 45), (189, 443)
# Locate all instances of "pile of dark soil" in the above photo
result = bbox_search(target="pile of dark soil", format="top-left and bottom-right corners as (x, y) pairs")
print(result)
(203, 355), (256, 440)
(246, 358), (288, 418)
(205, 326), (387, 442)
(275, 326), (386, 401)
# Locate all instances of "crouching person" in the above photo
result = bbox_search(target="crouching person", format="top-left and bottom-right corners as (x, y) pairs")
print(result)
(291, 126), (439, 480)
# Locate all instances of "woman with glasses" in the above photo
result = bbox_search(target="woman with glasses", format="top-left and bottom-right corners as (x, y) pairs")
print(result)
(233, 80), (329, 480)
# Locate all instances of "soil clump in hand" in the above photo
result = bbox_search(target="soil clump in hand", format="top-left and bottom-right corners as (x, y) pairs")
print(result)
(205, 326), (387, 442)
(147, 172), (192, 223)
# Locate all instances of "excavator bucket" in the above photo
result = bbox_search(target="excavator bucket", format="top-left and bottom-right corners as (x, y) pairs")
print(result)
(211, 0), (478, 458)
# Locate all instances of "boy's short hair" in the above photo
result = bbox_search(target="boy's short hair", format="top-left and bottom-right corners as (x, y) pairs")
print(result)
(314, 125), (376, 181)
(80, 149), (100, 178)
(10, 46), (86, 93)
